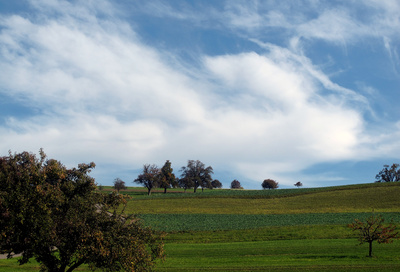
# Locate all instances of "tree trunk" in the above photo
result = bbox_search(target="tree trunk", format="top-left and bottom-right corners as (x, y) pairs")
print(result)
(368, 241), (373, 257)
(147, 188), (151, 195)
(164, 187), (167, 194)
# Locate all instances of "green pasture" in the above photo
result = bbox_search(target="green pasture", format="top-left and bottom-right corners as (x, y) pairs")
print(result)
(2, 182), (400, 271)
(125, 183), (400, 214)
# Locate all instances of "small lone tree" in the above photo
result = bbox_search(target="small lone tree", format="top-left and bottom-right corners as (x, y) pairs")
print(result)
(113, 177), (127, 193)
(375, 163), (400, 182)
(294, 181), (303, 188)
(158, 160), (176, 194)
(211, 179), (223, 189)
(230, 179), (242, 189)
(262, 179), (279, 190)
(348, 214), (398, 257)
(134, 164), (160, 195)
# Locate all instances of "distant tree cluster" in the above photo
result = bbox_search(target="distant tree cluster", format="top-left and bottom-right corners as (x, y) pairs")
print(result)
(134, 159), (223, 194)
(375, 164), (400, 182)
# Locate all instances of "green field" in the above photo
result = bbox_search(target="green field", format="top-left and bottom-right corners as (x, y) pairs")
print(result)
(1, 182), (400, 271)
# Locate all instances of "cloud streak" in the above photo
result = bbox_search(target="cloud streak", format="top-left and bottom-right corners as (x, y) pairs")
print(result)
(0, 0), (399, 188)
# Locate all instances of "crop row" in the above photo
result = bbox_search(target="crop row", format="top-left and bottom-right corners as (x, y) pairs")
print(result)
(138, 212), (400, 232)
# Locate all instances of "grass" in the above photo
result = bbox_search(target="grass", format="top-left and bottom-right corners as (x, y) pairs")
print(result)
(2, 182), (400, 271)
(125, 183), (400, 215)
(157, 239), (400, 271)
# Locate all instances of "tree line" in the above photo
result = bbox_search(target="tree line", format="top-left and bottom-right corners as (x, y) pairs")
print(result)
(131, 159), (219, 195)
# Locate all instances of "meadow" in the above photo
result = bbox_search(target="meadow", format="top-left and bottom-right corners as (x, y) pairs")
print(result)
(1, 182), (399, 271)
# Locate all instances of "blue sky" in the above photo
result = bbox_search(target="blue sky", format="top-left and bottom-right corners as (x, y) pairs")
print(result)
(0, 0), (399, 189)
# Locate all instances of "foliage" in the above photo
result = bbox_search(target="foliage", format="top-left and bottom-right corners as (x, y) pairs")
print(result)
(294, 181), (303, 188)
(0, 150), (164, 272)
(134, 164), (160, 195)
(211, 179), (222, 189)
(348, 214), (398, 257)
(375, 164), (400, 182)
(230, 179), (242, 189)
(177, 177), (194, 193)
(158, 160), (176, 194)
(180, 160), (213, 193)
(113, 177), (127, 193)
(262, 179), (279, 190)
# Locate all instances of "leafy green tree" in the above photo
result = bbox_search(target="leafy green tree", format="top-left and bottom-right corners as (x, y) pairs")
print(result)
(180, 160), (213, 193)
(113, 177), (127, 193)
(177, 177), (194, 193)
(158, 160), (176, 194)
(375, 163), (400, 182)
(230, 179), (242, 189)
(134, 164), (160, 195)
(348, 214), (398, 257)
(211, 179), (223, 189)
(0, 150), (165, 272)
(262, 179), (279, 189)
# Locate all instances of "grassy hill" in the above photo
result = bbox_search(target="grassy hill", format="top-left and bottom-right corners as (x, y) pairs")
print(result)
(2, 182), (400, 271)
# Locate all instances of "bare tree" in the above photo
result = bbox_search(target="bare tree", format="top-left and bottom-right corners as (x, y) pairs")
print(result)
(113, 177), (127, 193)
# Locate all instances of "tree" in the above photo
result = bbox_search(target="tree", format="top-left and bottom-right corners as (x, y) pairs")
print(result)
(375, 163), (400, 182)
(0, 150), (164, 272)
(294, 181), (303, 188)
(158, 160), (176, 194)
(134, 164), (160, 196)
(262, 179), (279, 190)
(230, 179), (242, 189)
(177, 177), (194, 193)
(211, 179), (223, 189)
(348, 214), (398, 257)
(180, 160), (213, 193)
(113, 177), (127, 193)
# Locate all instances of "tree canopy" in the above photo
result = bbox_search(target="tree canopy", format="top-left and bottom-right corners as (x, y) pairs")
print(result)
(211, 179), (223, 189)
(230, 179), (242, 189)
(294, 181), (303, 188)
(158, 160), (176, 194)
(348, 214), (398, 257)
(113, 177), (127, 192)
(262, 179), (279, 190)
(0, 150), (164, 272)
(134, 164), (160, 195)
(180, 160), (213, 193)
(375, 163), (400, 182)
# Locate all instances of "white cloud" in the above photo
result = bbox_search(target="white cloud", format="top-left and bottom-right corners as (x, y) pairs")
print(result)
(1, 0), (399, 188)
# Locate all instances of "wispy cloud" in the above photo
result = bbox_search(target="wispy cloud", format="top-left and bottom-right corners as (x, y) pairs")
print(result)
(0, 0), (399, 188)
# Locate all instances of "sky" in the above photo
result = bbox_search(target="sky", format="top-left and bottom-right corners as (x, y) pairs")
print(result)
(0, 0), (399, 189)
